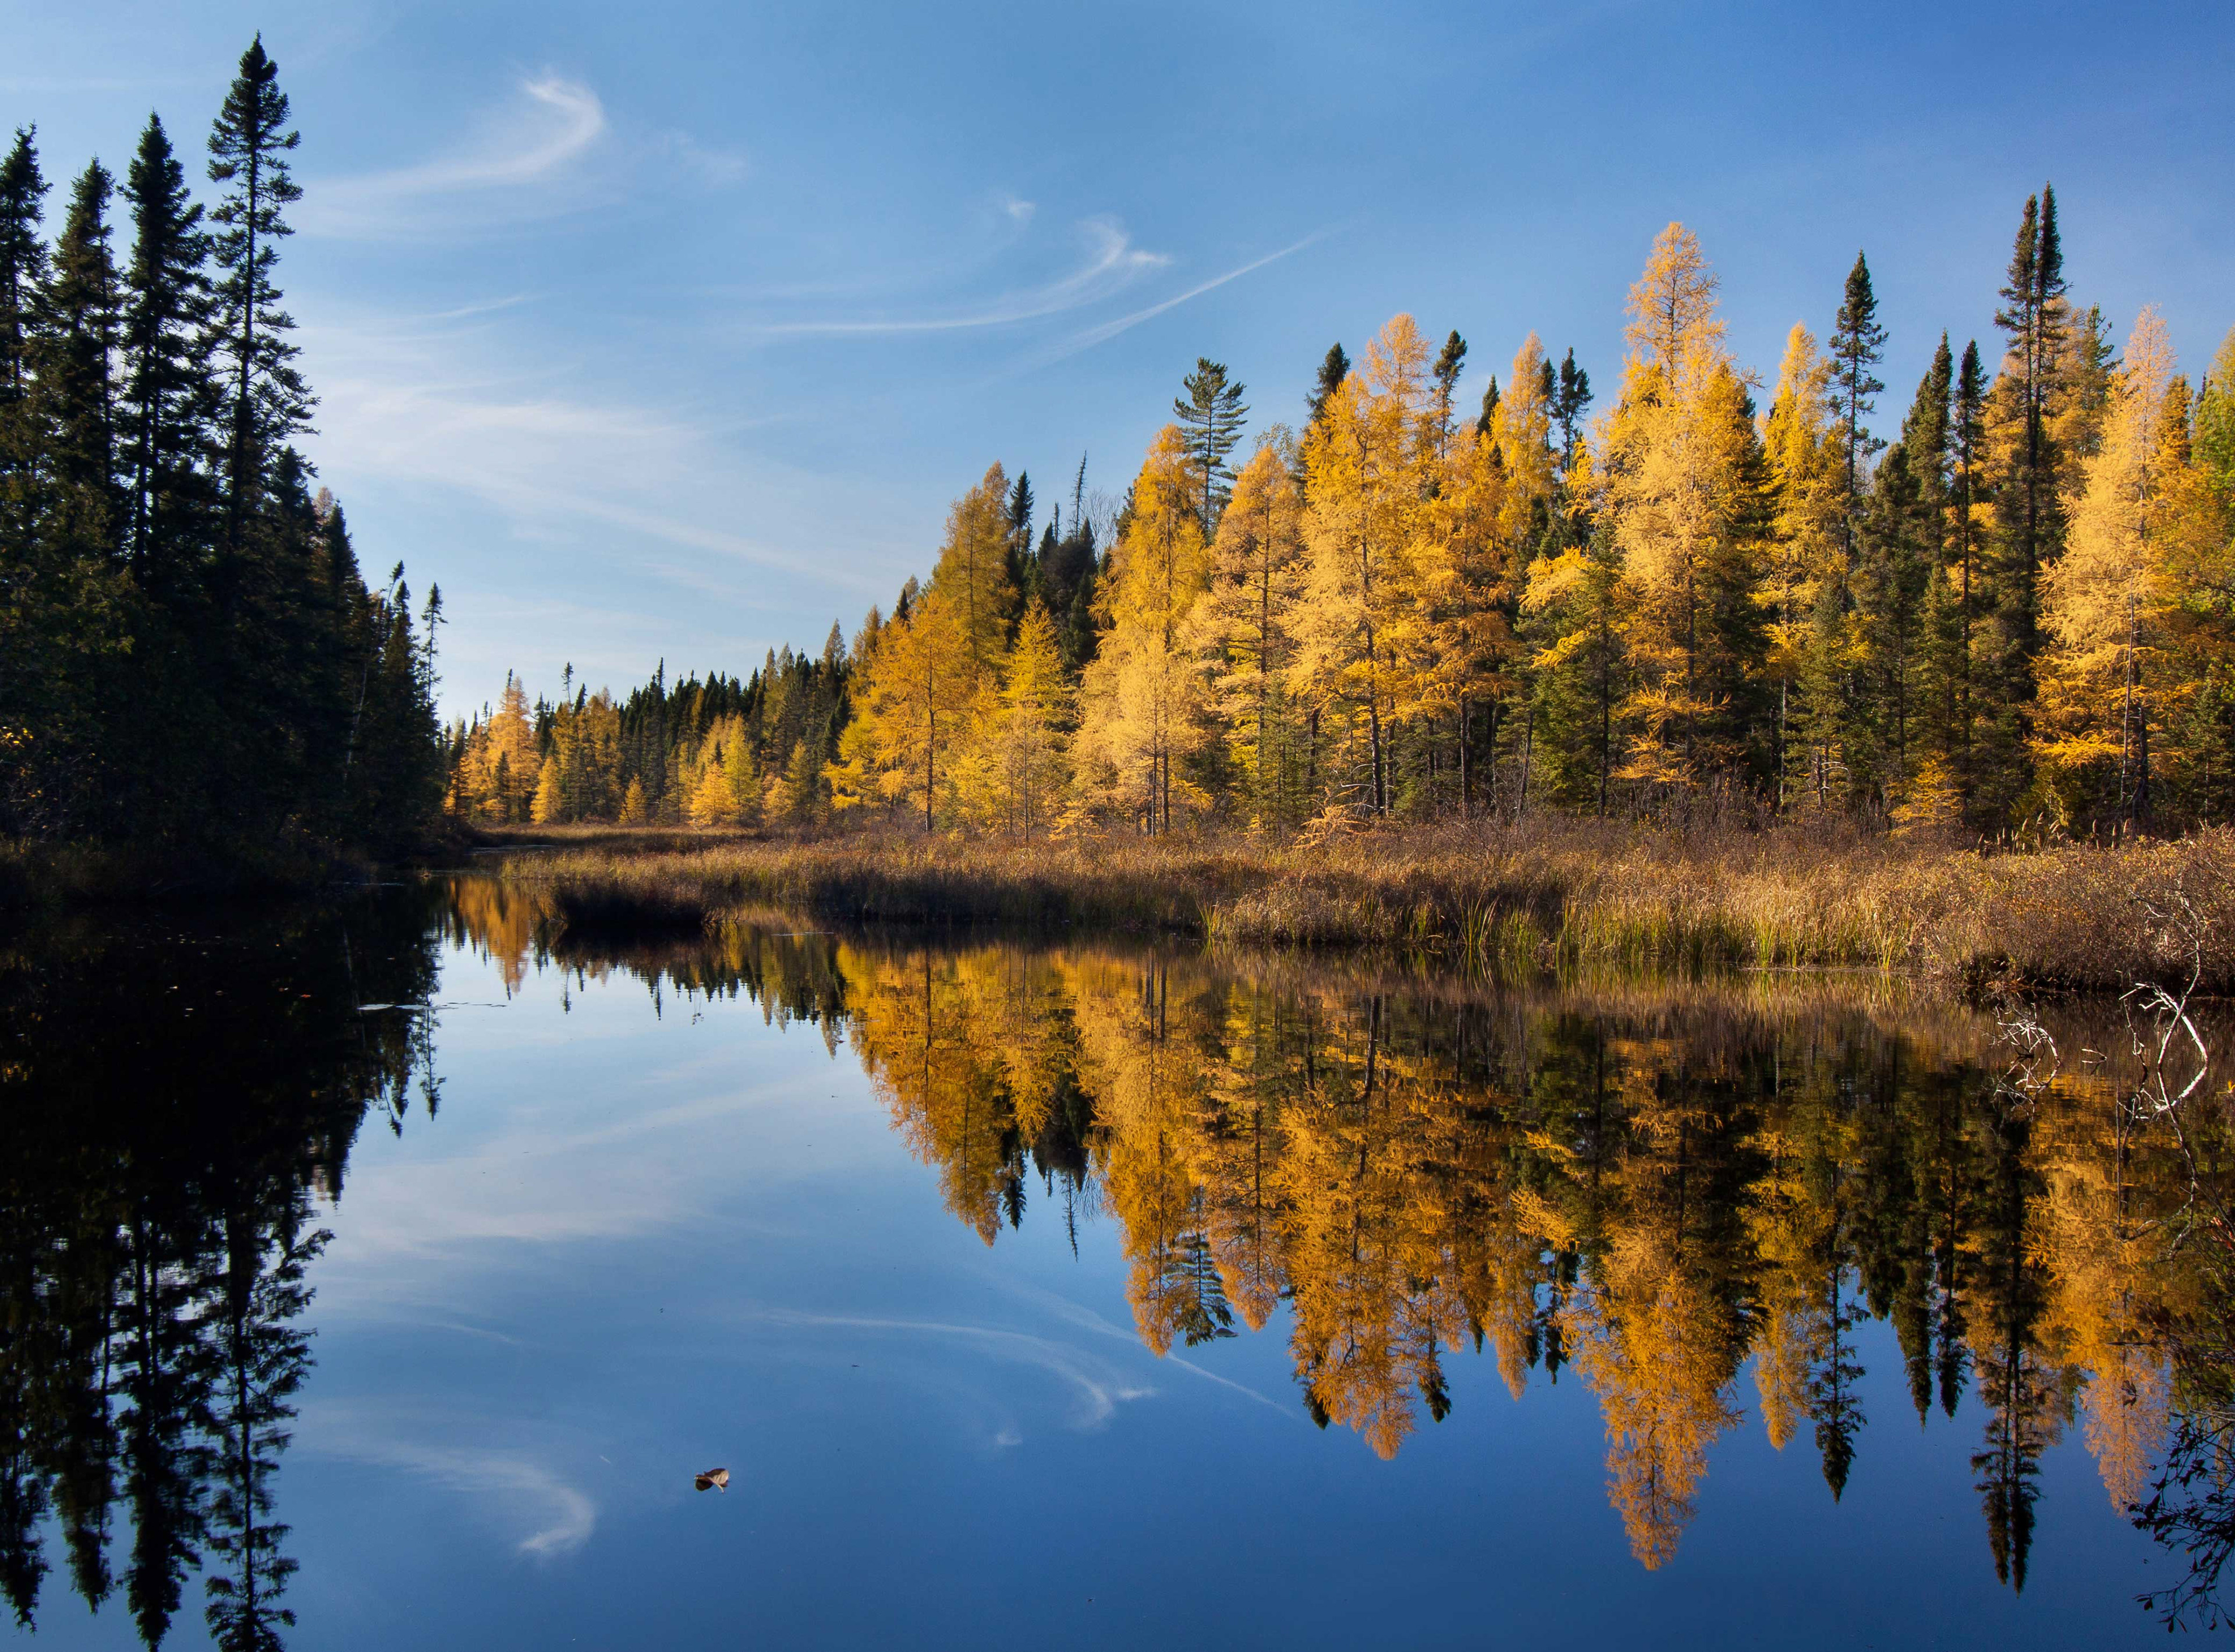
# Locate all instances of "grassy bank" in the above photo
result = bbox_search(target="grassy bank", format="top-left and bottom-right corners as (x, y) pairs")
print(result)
(470, 821), (2235, 993)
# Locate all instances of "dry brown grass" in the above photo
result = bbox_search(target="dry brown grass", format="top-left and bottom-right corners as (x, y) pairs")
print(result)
(469, 819), (2235, 992)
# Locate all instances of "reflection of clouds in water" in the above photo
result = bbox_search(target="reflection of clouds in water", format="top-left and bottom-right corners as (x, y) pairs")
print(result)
(301, 1405), (596, 1557)
(989, 1279), (1296, 1419)
(318, 1081), (801, 1277)
(747, 1309), (1155, 1430)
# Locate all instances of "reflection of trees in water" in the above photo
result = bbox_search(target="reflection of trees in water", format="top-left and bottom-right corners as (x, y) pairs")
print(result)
(475, 896), (2233, 1610)
(0, 893), (442, 1646)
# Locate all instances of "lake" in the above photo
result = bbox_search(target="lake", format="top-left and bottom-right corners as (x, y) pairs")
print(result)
(3, 878), (2229, 1649)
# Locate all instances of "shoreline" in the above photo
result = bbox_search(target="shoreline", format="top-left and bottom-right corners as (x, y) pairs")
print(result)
(457, 820), (2235, 995)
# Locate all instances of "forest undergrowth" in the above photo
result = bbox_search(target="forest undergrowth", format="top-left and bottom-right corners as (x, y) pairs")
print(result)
(469, 820), (2235, 994)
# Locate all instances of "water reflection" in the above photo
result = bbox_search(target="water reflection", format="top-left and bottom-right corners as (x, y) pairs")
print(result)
(0, 896), (443, 1648)
(2, 882), (2230, 1646)
(455, 882), (2234, 1616)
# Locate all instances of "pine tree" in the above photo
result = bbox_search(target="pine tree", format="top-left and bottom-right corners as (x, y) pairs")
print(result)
(206, 36), (310, 577)
(1430, 329), (1467, 452)
(1005, 470), (1034, 600)
(1951, 339), (1988, 797)
(1304, 342), (1350, 429)
(120, 114), (213, 581)
(33, 161), (125, 560)
(0, 126), (49, 542)
(1994, 187), (2070, 611)
(1554, 348), (1594, 479)
(1829, 252), (1888, 567)
(1173, 357), (1248, 531)
(1473, 375), (1499, 438)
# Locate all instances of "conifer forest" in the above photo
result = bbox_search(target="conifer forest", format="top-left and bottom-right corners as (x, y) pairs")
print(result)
(449, 207), (2235, 847)
(0, 42), (442, 862)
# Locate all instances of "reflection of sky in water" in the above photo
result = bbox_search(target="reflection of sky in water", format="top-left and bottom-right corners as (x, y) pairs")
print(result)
(20, 928), (2180, 1650)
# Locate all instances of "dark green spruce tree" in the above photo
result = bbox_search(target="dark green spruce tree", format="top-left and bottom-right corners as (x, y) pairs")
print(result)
(1973, 189), (2069, 825)
(1174, 357), (1248, 531)
(1430, 329), (1467, 446)
(1303, 341), (1349, 428)
(120, 113), (214, 582)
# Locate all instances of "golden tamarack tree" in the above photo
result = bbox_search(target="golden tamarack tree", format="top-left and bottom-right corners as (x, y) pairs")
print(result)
(453, 210), (2235, 838)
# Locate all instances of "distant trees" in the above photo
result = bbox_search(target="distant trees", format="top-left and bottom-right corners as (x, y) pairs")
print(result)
(0, 40), (444, 856)
(453, 190), (2235, 842)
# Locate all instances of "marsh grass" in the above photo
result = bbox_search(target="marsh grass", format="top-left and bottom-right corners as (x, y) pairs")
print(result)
(470, 819), (2235, 992)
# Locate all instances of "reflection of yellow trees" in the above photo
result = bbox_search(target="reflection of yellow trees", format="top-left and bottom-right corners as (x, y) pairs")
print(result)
(1550, 1057), (1753, 1564)
(443, 877), (547, 994)
(2033, 1082), (2186, 1512)
(846, 951), (1021, 1244)
(435, 892), (2235, 1583)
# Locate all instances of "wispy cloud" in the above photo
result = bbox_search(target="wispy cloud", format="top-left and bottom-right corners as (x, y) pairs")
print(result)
(303, 305), (885, 593)
(301, 1409), (597, 1558)
(998, 1282), (1294, 1417)
(748, 1309), (1154, 1430)
(301, 74), (609, 239)
(658, 130), (750, 188)
(1034, 228), (1333, 364)
(757, 215), (1168, 337)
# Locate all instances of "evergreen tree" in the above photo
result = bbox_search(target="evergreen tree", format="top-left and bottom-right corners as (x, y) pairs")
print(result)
(1993, 186), (2069, 612)
(1005, 469), (1034, 598)
(120, 114), (214, 582)
(32, 161), (125, 559)
(1553, 347), (1593, 478)
(1173, 357), (1248, 531)
(0, 127), (49, 543)
(1303, 341), (1349, 428)
(1829, 251), (1889, 567)
(206, 36), (310, 580)
(1474, 375), (1499, 439)
(1430, 328), (1467, 449)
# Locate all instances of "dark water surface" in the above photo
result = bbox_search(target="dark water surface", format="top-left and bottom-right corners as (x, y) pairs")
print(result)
(4, 880), (2231, 1649)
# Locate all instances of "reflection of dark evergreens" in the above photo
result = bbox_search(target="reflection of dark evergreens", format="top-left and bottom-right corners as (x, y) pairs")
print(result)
(1967, 1102), (2066, 1593)
(0, 891), (442, 1646)
(2135, 1282), (2235, 1630)
(446, 898), (2235, 1611)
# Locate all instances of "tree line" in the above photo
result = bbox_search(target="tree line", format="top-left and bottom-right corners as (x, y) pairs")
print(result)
(1, 40), (444, 857)
(459, 194), (2235, 840)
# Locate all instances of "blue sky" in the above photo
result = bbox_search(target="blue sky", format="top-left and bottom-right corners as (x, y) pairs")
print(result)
(7, 0), (2232, 715)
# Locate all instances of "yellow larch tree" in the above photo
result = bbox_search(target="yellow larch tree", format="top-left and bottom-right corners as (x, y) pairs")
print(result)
(1291, 314), (1435, 821)
(1075, 426), (1213, 832)
(529, 755), (562, 824)
(960, 597), (1073, 839)
(1404, 334), (1552, 814)
(2038, 307), (2186, 827)
(1186, 441), (1307, 831)
(932, 463), (1020, 687)
(1598, 226), (1764, 792)
(839, 586), (973, 830)
(472, 672), (540, 822)
(1761, 322), (1844, 809)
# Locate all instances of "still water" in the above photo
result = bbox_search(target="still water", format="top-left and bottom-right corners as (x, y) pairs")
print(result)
(3, 880), (2230, 1649)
